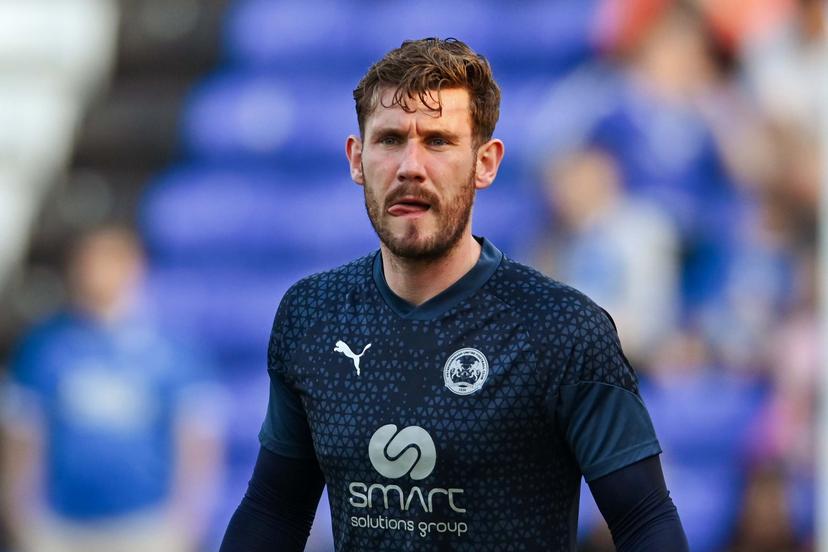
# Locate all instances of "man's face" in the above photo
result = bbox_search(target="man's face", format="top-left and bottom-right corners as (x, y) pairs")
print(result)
(69, 232), (144, 312)
(349, 88), (480, 260)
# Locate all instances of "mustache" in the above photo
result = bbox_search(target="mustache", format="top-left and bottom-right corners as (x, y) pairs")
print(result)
(383, 185), (440, 210)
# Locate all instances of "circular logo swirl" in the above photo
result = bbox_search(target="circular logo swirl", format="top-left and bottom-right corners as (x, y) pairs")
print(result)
(368, 424), (436, 480)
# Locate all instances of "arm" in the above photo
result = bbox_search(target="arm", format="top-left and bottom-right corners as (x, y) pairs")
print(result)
(548, 303), (686, 549)
(588, 455), (688, 552)
(219, 446), (325, 552)
(169, 385), (226, 549)
(0, 385), (45, 551)
(221, 284), (325, 550)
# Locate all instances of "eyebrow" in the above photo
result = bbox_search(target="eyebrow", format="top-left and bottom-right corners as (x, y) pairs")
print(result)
(370, 126), (462, 143)
(421, 129), (461, 143)
(370, 126), (405, 138)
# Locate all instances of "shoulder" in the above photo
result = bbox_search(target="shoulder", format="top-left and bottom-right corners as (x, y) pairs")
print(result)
(10, 311), (76, 381)
(485, 256), (613, 332)
(489, 259), (637, 392)
(266, 252), (375, 371)
(278, 252), (376, 317)
(15, 311), (77, 352)
(485, 257), (630, 383)
(268, 253), (376, 360)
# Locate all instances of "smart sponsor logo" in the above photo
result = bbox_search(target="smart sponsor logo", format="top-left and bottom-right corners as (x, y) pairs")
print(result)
(348, 424), (469, 538)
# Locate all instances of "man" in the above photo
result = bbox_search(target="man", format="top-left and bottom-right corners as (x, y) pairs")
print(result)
(220, 38), (688, 551)
(0, 225), (222, 552)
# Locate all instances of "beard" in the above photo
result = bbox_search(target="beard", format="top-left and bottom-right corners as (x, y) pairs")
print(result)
(364, 165), (476, 262)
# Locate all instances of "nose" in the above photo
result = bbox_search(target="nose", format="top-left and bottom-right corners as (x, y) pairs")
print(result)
(396, 141), (426, 183)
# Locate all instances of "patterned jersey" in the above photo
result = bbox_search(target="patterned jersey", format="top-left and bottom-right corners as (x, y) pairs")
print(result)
(259, 237), (661, 551)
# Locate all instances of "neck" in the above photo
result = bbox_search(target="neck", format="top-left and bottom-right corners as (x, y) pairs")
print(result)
(74, 295), (130, 324)
(381, 232), (482, 306)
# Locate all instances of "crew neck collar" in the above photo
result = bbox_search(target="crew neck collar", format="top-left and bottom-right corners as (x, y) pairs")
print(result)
(372, 236), (503, 321)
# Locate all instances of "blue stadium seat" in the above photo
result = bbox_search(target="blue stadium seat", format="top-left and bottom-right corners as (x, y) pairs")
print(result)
(223, 0), (493, 72)
(331, 0), (495, 63)
(641, 374), (767, 468)
(140, 163), (376, 268)
(181, 72), (358, 163)
(181, 69), (559, 170)
(220, 362), (271, 462)
(640, 373), (769, 552)
(145, 267), (301, 358)
(223, 0), (598, 77)
(473, 181), (542, 261)
(482, 0), (598, 74)
(496, 77), (560, 161)
(223, 0), (362, 71)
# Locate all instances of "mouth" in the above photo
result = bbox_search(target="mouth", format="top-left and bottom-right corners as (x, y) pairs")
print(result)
(387, 197), (432, 217)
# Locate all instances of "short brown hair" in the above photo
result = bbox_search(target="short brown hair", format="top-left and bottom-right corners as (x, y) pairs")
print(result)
(353, 38), (501, 147)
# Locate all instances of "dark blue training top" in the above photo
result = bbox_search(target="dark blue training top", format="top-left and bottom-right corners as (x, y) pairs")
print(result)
(259, 236), (662, 551)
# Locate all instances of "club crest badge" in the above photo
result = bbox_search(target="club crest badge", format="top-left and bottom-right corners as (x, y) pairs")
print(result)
(443, 348), (489, 396)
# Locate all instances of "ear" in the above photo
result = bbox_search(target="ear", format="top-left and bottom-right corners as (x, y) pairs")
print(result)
(474, 138), (504, 190)
(346, 135), (365, 185)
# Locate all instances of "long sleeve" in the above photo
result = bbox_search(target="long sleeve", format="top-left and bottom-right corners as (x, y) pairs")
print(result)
(588, 455), (689, 551)
(219, 446), (325, 552)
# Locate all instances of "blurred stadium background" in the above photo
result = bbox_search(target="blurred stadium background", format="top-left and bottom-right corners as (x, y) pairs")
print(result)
(0, 0), (823, 551)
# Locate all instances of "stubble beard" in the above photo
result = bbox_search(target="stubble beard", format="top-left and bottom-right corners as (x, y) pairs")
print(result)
(363, 165), (476, 262)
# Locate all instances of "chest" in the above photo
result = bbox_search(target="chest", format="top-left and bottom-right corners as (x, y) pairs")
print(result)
(287, 312), (555, 481)
(41, 328), (175, 432)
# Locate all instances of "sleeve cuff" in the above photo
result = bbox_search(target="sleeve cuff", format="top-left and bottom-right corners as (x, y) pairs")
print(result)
(582, 441), (662, 482)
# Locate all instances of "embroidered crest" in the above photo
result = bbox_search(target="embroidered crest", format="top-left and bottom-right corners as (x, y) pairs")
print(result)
(443, 348), (489, 395)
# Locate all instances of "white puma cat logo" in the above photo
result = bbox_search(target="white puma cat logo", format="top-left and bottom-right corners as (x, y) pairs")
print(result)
(334, 340), (372, 376)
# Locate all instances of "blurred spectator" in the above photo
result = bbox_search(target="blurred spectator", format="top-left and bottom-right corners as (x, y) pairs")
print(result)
(534, 147), (679, 362)
(530, 0), (747, 317)
(699, 196), (800, 371)
(726, 464), (806, 552)
(760, 253), (817, 468)
(0, 225), (223, 552)
(579, 518), (614, 552)
(742, 0), (826, 136)
(749, 250), (818, 543)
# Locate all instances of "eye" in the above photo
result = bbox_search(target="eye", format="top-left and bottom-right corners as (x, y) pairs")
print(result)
(378, 135), (400, 146)
(429, 137), (449, 146)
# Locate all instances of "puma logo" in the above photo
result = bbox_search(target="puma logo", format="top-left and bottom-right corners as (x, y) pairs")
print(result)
(334, 340), (372, 376)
